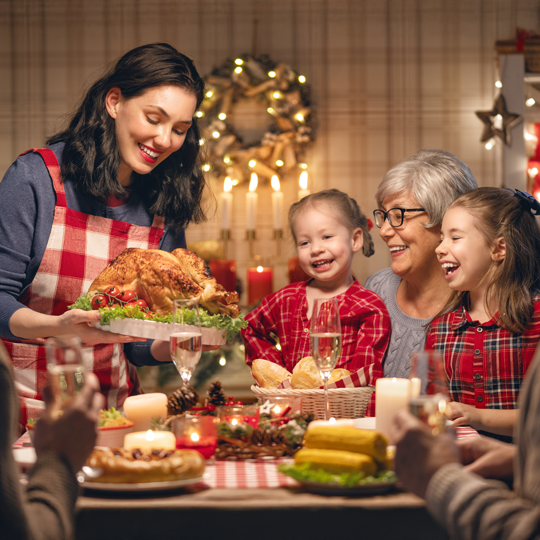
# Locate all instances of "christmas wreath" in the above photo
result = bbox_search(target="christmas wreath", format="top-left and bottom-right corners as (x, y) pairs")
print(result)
(198, 54), (316, 184)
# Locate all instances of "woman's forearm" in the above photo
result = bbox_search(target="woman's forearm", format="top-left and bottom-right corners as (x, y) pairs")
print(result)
(9, 308), (61, 339)
(475, 409), (518, 437)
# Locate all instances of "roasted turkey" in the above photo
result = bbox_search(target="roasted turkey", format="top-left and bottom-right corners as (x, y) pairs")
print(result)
(87, 248), (239, 317)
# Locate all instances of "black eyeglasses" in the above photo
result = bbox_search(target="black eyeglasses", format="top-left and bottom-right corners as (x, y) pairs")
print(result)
(373, 208), (426, 228)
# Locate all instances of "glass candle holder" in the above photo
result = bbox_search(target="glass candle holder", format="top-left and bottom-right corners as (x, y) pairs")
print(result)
(218, 404), (260, 428)
(258, 397), (302, 418)
(170, 415), (218, 461)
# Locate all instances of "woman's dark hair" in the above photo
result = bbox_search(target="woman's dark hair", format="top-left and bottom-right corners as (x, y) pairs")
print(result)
(47, 42), (207, 230)
(288, 188), (374, 257)
(438, 187), (540, 334)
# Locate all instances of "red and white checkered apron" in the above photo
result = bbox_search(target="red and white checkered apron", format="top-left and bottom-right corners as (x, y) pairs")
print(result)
(1, 148), (165, 425)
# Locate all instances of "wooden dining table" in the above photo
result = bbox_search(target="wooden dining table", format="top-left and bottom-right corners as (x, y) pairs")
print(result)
(75, 459), (449, 540)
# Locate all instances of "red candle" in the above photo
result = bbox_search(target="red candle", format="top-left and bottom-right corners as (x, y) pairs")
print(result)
(247, 267), (273, 305)
(288, 257), (310, 284)
(210, 259), (237, 292)
(176, 434), (217, 460)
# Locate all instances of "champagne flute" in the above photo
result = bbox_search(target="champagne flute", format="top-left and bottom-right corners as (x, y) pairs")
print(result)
(309, 298), (342, 421)
(170, 299), (203, 386)
(408, 351), (449, 435)
(45, 335), (85, 407)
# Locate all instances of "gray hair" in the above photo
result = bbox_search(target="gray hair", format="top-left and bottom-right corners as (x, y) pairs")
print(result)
(375, 149), (478, 228)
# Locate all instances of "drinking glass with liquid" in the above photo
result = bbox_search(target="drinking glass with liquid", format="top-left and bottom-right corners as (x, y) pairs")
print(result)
(170, 298), (202, 386)
(409, 351), (449, 435)
(45, 335), (85, 406)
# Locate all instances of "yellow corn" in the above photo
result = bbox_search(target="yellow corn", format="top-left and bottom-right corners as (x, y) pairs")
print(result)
(294, 448), (377, 476)
(304, 427), (388, 465)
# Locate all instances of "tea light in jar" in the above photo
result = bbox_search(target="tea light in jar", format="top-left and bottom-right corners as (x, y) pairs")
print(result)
(124, 430), (176, 450)
(123, 393), (168, 433)
(307, 418), (356, 429)
(375, 377), (410, 440)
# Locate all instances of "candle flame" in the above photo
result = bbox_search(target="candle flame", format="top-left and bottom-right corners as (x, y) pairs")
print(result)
(145, 430), (154, 441)
(329, 417), (336, 424)
(231, 418), (238, 426)
(249, 173), (258, 192)
(257, 266), (264, 272)
(273, 405), (282, 414)
(190, 432), (200, 443)
(271, 175), (281, 192)
(224, 177), (233, 192)
(392, 377), (397, 383)
(299, 171), (308, 190)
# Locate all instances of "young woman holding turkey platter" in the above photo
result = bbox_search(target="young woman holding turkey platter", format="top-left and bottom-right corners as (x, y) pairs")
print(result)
(0, 43), (210, 425)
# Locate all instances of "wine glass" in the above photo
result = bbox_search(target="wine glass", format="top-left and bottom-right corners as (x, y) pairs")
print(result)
(408, 351), (449, 435)
(170, 299), (203, 386)
(309, 297), (342, 420)
(45, 335), (85, 407)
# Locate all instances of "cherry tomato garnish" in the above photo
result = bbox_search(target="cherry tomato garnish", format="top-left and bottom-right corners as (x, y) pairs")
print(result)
(91, 294), (107, 310)
(144, 311), (154, 319)
(117, 290), (136, 303)
(105, 286), (120, 297)
(134, 299), (148, 309)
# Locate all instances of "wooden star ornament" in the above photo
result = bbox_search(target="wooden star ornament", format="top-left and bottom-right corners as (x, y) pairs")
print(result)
(475, 94), (522, 145)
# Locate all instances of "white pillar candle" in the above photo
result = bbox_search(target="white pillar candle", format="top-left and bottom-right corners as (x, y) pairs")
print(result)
(123, 393), (168, 433)
(246, 173), (258, 231)
(410, 377), (421, 398)
(124, 430), (176, 450)
(375, 377), (410, 441)
(271, 175), (283, 230)
(221, 177), (233, 230)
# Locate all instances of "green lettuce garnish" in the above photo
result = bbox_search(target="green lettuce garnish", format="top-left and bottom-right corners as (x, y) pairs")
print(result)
(278, 463), (397, 487)
(68, 295), (247, 342)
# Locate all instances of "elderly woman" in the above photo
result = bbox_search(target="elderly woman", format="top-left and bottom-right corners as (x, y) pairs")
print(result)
(365, 149), (477, 378)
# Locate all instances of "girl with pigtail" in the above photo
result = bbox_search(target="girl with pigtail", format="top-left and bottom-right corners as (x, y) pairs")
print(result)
(426, 187), (540, 441)
(242, 189), (390, 406)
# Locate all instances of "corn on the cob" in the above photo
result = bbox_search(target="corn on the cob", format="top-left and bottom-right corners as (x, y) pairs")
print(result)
(304, 427), (387, 464)
(294, 448), (377, 476)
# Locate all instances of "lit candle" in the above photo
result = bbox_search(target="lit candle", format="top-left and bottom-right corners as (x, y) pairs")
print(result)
(410, 377), (421, 398)
(375, 377), (410, 440)
(271, 175), (283, 230)
(124, 429), (176, 450)
(246, 173), (258, 231)
(123, 393), (168, 433)
(298, 171), (310, 200)
(247, 266), (273, 304)
(221, 177), (233, 230)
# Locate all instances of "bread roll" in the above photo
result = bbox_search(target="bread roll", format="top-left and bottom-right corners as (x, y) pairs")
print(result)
(329, 368), (351, 384)
(251, 359), (292, 389)
(293, 356), (321, 379)
(290, 370), (321, 389)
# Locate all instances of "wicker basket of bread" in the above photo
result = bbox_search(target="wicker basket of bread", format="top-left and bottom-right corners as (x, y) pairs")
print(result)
(250, 358), (374, 420)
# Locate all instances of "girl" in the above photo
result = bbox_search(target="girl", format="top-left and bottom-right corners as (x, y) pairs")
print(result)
(242, 189), (390, 394)
(426, 187), (540, 440)
(0, 43), (208, 423)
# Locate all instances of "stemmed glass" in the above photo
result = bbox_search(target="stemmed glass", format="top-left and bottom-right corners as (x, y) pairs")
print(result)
(45, 335), (85, 407)
(309, 298), (342, 420)
(408, 351), (449, 435)
(169, 299), (203, 386)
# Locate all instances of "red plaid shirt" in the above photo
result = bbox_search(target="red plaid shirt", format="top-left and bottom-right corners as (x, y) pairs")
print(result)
(425, 297), (540, 409)
(242, 280), (389, 386)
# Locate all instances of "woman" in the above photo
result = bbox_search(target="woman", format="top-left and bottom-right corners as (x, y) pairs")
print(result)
(0, 43), (207, 423)
(365, 149), (477, 378)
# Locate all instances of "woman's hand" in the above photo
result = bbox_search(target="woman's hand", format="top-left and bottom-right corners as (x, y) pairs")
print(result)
(33, 372), (105, 473)
(448, 401), (517, 437)
(457, 436), (516, 480)
(10, 307), (146, 345)
(392, 409), (460, 499)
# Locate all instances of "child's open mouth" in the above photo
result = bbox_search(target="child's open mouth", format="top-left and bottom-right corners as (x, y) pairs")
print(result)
(312, 259), (333, 270)
(442, 262), (459, 276)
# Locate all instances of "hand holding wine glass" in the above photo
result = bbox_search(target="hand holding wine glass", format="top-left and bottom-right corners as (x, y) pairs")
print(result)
(170, 299), (203, 386)
(309, 297), (342, 420)
(408, 351), (449, 435)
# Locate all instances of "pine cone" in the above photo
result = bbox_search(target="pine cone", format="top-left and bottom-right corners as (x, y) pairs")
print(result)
(206, 380), (227, 407)
(167, 386), (199, 416)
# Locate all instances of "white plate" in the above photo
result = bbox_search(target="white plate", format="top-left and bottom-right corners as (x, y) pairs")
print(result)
(80, 473), (210, 492)
(92, 319), (226, 345)
(13, 447), (37, 468)
(298, 479), (396, 497)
